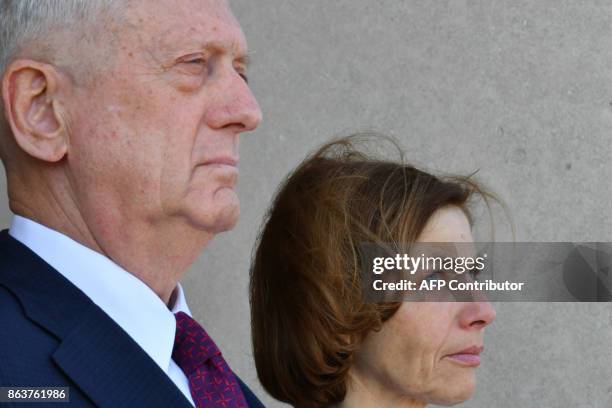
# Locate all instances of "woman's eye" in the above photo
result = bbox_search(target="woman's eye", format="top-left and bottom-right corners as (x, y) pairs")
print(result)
(468, 268), (480, 280)
(424, 270), (441, 282)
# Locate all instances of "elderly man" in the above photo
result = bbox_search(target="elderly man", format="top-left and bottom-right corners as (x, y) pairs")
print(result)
(0, 0), (262, 407)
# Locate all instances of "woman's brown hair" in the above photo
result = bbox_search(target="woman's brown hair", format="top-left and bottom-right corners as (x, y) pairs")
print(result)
(249, 135), (491, 407)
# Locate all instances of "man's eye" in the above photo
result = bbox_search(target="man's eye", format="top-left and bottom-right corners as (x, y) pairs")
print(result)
(177, 57), (208, 76)
(184, 58), (206, 65)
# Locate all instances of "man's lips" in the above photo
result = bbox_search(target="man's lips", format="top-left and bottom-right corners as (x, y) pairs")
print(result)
(199, 157), (239, 167)
(446, 345), (483, 367)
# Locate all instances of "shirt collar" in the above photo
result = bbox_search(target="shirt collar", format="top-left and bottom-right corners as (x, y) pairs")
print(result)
(9, 215), (191, 374)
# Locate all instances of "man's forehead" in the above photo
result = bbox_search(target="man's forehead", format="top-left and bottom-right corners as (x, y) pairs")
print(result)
(126, 0), (247, 56)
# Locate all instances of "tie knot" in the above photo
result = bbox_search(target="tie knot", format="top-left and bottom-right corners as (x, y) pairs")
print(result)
(172, 311), (222, 375)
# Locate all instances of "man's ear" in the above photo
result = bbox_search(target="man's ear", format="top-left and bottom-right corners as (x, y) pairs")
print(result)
(1, 60), (69, 162)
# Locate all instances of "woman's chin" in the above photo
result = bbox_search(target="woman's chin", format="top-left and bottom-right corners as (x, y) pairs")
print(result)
(429, 379), (476, 406)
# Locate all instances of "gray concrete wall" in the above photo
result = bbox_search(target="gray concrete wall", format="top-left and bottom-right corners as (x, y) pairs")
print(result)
(2, 1), (612, 407)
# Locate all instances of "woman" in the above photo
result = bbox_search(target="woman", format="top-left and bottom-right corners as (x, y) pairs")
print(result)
(250, 135), (496, 407)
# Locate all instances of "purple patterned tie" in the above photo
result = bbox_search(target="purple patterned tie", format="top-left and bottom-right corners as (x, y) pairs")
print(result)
(172, 312), (248, 408)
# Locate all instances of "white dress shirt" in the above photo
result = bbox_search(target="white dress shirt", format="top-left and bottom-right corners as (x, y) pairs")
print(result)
(9, 215), (195, 406)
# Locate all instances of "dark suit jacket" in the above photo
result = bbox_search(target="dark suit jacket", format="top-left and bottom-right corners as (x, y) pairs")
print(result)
(0, 230), (264, 408)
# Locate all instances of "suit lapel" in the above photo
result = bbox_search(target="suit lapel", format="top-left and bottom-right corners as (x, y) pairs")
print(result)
(52, 310), (192, 408)
(0, 231), (192, 408)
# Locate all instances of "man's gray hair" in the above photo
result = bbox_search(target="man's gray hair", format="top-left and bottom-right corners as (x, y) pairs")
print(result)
(0, 0), (119, 75)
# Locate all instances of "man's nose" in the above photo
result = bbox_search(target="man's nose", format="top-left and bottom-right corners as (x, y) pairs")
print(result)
(206, 70), (262, 132)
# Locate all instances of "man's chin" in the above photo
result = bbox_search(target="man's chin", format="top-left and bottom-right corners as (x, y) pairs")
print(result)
(185, 197), (240, 233)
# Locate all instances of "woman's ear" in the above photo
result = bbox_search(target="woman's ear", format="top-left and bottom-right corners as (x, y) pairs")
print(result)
(2, 59), (69, 162)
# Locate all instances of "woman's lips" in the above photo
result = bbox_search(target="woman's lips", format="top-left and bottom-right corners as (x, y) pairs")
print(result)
(447, 354), (481, 366)
(446, 346), (483, 367)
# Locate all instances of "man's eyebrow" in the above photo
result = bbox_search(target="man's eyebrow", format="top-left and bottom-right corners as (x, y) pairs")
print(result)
(200, 40), (251, 65)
